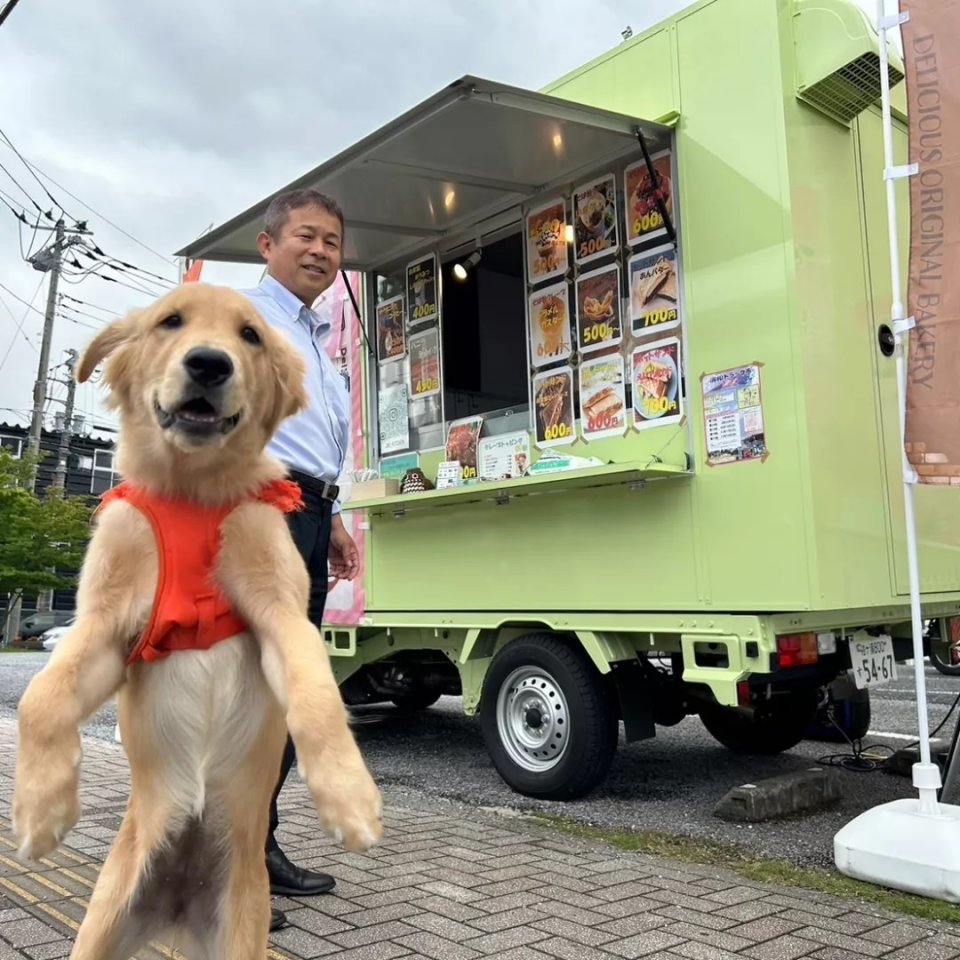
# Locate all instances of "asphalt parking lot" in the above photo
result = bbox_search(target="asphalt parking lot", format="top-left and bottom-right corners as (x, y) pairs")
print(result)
(2, 651), (957, 870)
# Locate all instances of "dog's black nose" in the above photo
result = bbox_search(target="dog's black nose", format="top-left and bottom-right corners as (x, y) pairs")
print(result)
(183, 348), (234, 388)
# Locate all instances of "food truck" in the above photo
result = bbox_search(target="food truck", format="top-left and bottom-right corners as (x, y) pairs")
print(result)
(178, 0), (960, 801)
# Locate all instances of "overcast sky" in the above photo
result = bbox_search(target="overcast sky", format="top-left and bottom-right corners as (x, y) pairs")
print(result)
(0, 0), (891, 438)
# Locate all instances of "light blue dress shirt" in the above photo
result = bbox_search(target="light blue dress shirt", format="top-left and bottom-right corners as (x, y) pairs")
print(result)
(240, 274), (349, 514)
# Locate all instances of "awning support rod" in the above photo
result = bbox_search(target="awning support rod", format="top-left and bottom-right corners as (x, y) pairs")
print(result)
(634, 127), (677, 247)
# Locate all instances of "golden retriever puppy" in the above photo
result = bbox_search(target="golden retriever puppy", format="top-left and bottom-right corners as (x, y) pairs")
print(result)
(12, 283), (382, 960)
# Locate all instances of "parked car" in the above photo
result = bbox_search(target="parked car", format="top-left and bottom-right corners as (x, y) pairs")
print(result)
(41, 618), (75, 651)
(18, 610), (74, 645)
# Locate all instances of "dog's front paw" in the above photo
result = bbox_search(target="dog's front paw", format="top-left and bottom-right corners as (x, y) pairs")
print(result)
(12, 750), (81, 860)
(305, 756), (383, 852)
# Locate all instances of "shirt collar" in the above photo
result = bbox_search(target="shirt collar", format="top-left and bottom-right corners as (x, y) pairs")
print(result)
(259, 274), (331, 338)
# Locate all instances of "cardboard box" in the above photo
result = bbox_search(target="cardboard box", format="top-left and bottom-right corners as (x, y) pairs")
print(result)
(350, 478), (399, 500)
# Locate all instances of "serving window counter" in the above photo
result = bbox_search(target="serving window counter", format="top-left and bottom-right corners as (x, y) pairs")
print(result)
(356, 84), (692, 514)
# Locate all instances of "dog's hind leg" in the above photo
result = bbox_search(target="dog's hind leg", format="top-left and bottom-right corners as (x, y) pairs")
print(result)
(196, 707), (287, 960)
(68, 806), (169, 960)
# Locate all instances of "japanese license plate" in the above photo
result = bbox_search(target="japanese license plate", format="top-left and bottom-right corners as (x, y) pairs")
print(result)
(851, 634), (897, 690)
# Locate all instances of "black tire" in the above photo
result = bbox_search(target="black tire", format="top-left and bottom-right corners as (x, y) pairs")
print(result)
(700, 687), (819, 755)
(807, 673), (871, 743)
(930, 644), (960, 676)
(479, 634), (618, 801)
(390, 691), (443, 712)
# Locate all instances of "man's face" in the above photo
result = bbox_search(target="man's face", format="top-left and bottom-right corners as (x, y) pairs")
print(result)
(257, 204), (344, 306)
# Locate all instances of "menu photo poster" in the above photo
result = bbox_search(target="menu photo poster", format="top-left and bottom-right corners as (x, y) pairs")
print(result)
(378, 379), (411, 454)
(701, 363), (768, 466)
(408, 326), (441, 399)
(533, 366), (576, 450)
(624, 149), (673, 247)
(632, 337), (683, 431)
(478, 430), (532, 480)
(573, 173), (619, 266)
(529, 281), (572, 368)
(579, 352), (628, 441)
(445, 416), (484, 481)
(576, 263), (622, 355)
(628, 244), (681, 337)
(526, 196), (569, 285)
(406, 254), (438, 327)
(376, 294), (406, 365)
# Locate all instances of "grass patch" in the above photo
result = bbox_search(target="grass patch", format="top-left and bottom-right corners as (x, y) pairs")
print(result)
(532, 813), (960, 925)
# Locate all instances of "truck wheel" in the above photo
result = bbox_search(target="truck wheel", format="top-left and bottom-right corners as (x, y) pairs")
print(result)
(699, 688), (818, 755)
(479, 634), (618, 800)
(807, 673), (871, 743)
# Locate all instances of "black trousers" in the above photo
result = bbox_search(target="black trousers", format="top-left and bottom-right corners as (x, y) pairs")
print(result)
(266, 480), (333, 853)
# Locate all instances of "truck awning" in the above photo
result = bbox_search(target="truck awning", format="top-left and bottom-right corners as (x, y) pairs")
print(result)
(175, 75), (673, 272)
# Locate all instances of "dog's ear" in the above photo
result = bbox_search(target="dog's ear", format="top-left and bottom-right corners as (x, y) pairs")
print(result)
(264, 328), (308, 433)
(76, 313), (139, 383)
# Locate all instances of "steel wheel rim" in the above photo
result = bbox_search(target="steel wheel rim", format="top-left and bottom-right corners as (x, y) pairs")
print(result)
(496, 666), (570, 772)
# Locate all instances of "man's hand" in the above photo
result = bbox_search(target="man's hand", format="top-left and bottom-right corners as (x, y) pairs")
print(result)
(329, 512), (360, 583)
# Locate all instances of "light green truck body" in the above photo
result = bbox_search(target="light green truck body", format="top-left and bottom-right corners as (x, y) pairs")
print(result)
(180, 0), (960, 798)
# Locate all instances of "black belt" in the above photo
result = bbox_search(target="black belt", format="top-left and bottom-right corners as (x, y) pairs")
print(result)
(289, 469), (339, 504)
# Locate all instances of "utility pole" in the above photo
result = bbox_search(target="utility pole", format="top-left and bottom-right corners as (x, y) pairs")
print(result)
(26, 218), (65, 489)
(35, 348), (80, 613)
(49, 348), (78, 495)
(3, 218), (87, 645)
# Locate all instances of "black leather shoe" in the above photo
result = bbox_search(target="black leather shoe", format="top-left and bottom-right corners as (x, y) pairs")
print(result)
(270, 907), (288, 932)
(267, 846), (336, 897)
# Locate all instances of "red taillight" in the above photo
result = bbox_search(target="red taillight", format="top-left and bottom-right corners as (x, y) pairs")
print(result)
(777, 632), (818, 668)
(737, 681), (751, 706)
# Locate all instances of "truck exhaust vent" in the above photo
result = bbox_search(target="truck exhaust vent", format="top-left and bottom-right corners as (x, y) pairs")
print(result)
(798, 52), (904, 126)
(792, 0), (905, 128)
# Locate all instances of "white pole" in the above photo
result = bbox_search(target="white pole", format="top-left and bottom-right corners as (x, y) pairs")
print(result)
(876, 0), (940, 814)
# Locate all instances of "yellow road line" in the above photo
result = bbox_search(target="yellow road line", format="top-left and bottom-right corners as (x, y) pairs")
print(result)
(0, 874), (38, 903)
(27, 871), (74, 898)
(2, 851), (290, 960)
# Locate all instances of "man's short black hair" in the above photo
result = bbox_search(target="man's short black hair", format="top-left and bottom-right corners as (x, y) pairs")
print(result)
(263, 189), (345, 240)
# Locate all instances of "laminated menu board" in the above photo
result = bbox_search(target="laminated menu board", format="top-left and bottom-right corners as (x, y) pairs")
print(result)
(378, 381), (410, 453)
(533, 366), (575, 449)
(624, 150), (673, 247)
(478, 430), (531, 480)
(579, 353), (627, 441)
(408, 327), (441, 399)
(445, 416), (483, 481)
(525, 197), (568, 284)
(576, 263), (622, 355)
(632, 337), (683, 430)
(701, 364), (768, 465)
(572, 173), (618, 266)
(629, 244), (681, 337)
(376, 295), (406, 364)
(529, 282), (572, 368)
(406, 254), (438, 327)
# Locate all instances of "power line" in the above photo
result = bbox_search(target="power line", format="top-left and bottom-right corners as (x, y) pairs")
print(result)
(0, 126), (67, 218)
(0, 278), (45, 317)
(0, 0), (25, 31)
(0, 275), (44, 373)
(0, 127), (174, 268)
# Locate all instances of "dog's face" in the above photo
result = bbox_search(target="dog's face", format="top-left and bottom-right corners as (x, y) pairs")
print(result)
(76, 284), (307, 456)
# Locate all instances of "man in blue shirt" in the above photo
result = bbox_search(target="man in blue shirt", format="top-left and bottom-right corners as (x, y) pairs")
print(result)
(241, 188), (360, 931)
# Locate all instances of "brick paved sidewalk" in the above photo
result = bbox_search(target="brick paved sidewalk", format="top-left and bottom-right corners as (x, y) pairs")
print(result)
(1, 718), (959, 960)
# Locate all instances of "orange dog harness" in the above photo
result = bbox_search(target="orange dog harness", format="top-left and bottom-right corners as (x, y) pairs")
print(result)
(98, 479), (304, 665)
